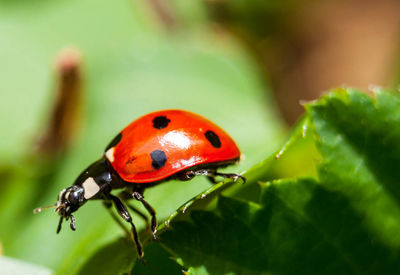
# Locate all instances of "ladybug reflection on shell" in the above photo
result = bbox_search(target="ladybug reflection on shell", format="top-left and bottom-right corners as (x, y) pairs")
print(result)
(35, 110), (245, 259)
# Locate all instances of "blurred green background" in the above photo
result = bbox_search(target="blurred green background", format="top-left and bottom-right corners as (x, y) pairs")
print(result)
(0, 0), (399, 273)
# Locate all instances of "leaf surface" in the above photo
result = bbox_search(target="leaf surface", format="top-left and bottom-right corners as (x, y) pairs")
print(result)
(156, 89), (400, 274)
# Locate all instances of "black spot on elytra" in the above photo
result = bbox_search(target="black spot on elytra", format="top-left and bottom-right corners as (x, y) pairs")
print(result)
(152, 116), (171, 129)
(105, 132), (122, 151)
(205, 130), (221, 148)
(150, 150), (167, 169)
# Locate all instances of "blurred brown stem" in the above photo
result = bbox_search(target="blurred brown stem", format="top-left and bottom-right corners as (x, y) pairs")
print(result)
(36, 47), (83, 157)
(144, 0), (178, 31)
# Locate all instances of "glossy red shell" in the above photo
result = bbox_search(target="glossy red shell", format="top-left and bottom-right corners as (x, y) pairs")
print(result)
(104, 110), (241, 183)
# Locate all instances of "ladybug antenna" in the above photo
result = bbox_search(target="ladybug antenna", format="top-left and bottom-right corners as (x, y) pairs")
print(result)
(33, 203), (57, 214)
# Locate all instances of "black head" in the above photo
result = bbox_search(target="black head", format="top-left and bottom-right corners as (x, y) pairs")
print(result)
(53, 185), (84, 232)
(56, 185), (85, 218)
(34, 158), (114, 233)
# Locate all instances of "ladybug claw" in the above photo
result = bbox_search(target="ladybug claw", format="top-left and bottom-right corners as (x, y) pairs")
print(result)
(151, 227), (159, 240)
(228, 173), (246, 184)
(218, 172), (246, 184)
(152, 233), (159, 241)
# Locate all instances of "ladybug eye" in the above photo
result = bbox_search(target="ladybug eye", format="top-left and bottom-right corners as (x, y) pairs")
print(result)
(68, 192), (79, 205)
(68, 188), (84, 205)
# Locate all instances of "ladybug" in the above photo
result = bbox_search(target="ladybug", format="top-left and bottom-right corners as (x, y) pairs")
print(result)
(35, 110), (245, 259)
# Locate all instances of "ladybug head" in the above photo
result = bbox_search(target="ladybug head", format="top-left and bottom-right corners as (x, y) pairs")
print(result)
(33, 185), (85, 233)
(51, 185), (85, 232)
(56, 185), (85, 217)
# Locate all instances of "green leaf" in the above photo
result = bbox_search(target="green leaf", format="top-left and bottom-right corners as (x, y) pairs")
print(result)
(76, 238), (136, 275)
(157, 88), (400, 274)
(77, 239), (183, 274)
(161, 177), (400, 274)
(161, 195), (266, 274)
(130, 242), (183, 274)
(306, 88), (400, 248)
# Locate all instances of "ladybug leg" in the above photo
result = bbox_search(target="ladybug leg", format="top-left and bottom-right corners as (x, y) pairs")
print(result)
(118, 191), (150, 226)
(69, 215), (76, 231)
(190, 169), (246, 184)
(56, 213), (76, 232)
(132, 191), (158, 241)
(126, 204), (150, 225)
(56, 216), (63, 234)
(212, 171), (246, 184)
(103, 201), (131, 238)
(107, 193), (144, 261)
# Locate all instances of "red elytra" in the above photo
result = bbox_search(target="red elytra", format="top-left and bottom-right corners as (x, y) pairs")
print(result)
(105, 109), (241, 183)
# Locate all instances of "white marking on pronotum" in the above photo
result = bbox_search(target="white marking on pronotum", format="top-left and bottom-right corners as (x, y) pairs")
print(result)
(82, 177), (100, 199)
(105, 147), (115, 163)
